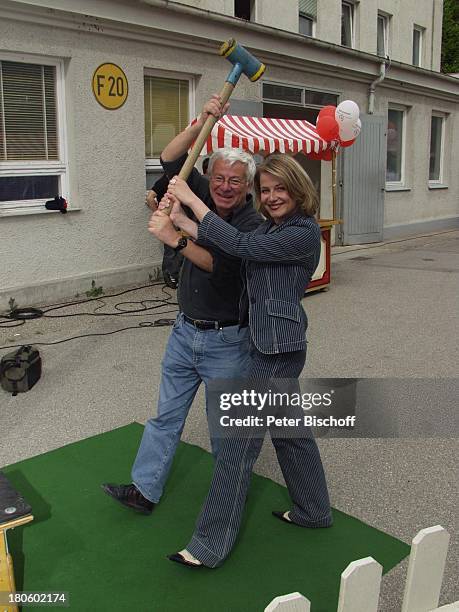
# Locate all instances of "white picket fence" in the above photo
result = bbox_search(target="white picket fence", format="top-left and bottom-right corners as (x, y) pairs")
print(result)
(265, 526), (459, 612)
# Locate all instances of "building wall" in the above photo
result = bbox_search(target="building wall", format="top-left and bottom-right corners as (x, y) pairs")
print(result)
(255, 0), (298, 33)
(373, 0), (443, 69)
(377, 88), (457, 229)
(0, 0), (457, 308)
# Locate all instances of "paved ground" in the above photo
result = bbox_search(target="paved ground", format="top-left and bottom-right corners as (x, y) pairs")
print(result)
(1, 229), (458, 611)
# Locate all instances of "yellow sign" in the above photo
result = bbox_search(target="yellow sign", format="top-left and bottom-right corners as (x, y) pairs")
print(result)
(92, 63), (128, 110)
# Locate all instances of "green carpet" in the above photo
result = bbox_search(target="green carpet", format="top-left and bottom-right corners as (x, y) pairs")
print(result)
(3, 424), (409, 612)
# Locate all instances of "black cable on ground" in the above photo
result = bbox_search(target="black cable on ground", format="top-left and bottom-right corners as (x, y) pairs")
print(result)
(7, 308), (44, 320)
(0, 317), (176, 352)
(0, 282), (178, 328)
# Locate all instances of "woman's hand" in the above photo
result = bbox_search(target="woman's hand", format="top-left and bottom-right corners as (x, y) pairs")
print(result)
(169, 197), (188, 228)
(160, 195), (198, 239)
(167, 176), (198, 208)
(157, 194), (173, 213)
(148, 211), (180, 247)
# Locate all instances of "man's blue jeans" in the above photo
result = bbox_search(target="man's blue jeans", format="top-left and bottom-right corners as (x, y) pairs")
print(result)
(131, 313), (251, 503)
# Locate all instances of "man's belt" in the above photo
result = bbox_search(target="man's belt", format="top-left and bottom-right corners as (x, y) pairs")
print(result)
(183, 315), (239, 330)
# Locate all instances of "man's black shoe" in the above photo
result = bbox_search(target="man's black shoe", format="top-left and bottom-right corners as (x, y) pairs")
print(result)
(163, 271), (179, 290)
(101, 483), (155, 515)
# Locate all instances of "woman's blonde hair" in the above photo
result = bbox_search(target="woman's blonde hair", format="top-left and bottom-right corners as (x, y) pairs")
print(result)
(254, 154), (319, 218)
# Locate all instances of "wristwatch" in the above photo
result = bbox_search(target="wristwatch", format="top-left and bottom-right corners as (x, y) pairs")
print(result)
(174, 236), (188, 252)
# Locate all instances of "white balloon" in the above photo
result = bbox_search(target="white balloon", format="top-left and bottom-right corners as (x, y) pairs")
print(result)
(339, 117), (361, 141)
(335, 100), (360, 124)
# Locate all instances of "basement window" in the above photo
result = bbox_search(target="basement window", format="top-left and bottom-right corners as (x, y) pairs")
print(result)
(235, 0), (254, 21)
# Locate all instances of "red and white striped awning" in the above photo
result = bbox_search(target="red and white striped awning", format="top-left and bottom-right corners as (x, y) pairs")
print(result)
(199, 115), (334, 159)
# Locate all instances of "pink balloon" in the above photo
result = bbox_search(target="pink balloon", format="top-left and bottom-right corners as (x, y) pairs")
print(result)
(316, 116), (339, 141)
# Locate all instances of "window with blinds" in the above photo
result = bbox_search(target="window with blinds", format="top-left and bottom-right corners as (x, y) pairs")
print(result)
(144, 75), (189, 159)
(299, 0), (317, 19)
(0, 60), (59, 161)
(299, 0), (316, 37)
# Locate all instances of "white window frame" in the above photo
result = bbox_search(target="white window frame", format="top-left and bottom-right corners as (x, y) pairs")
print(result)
(428, 112), (446, 186)
(0, 51), (68, 216)
(386, 105), (407, 188)
(144, 68), (195, 172)
(412, 25), (423, 67)
(377, 12), (389, 57)
(299, 12), (316, 38)
(341, 1), (355, 48)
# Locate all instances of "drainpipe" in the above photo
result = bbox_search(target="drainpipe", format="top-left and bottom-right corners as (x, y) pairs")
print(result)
(368, 59), (388, 114)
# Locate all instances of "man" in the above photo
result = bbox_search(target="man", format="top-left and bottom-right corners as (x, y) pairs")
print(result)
(102, 95), (262, 514)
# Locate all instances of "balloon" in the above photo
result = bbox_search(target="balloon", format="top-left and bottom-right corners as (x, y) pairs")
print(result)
(321, 149), (333, 161)
(339, 138), (356, 147)
(339, 117), (361, 141)
(335, 100), (360, 124)
(316, 116), (340, 141)
(318, 105), (336, 120)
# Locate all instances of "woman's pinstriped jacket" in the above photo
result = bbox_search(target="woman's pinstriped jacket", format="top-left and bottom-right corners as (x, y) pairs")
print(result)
(198, 210), (321, 355)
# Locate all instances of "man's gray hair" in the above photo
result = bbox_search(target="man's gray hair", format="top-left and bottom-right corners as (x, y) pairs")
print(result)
(208, 148), (257, 185)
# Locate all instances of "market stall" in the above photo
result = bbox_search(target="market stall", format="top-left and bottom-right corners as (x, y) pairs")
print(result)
(197, 113), (341, 292)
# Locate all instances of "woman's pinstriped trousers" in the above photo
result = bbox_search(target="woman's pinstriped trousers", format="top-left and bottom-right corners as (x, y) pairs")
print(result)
(186, 348), (333, 567)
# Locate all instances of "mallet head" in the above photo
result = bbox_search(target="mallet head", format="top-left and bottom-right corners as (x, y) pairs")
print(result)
(220, 38), (265, 85)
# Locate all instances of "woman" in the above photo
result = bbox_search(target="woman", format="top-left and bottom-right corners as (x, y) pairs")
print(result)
(149, 154), (333, 568)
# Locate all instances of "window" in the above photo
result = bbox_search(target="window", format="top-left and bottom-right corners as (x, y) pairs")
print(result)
(377, 13), (389, 57)
(0, 55), (67, 214)
(341, 1), (354, 47)
(234, 0), (254, 21)
(144, 73), (191, 162)
(429, 114), (444, 183)
(299, 14), (314, 36)
(299, 0), (317, 37)
(263, 82), (338, 109)
(144, 72), (193, 187)
(386, 108), (405, 184)
(412, 26), (423, 66)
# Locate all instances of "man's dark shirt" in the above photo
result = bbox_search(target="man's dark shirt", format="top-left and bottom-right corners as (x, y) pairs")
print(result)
(161, 154), (262, 321)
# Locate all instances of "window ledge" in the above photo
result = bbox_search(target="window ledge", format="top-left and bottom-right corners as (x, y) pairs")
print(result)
(428, 183), (448, 190)
(385, 185), (411, 192)
(0, 207), (81, 219)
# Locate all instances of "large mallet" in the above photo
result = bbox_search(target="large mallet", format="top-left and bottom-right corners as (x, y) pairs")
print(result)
(174, 38), (265, 187)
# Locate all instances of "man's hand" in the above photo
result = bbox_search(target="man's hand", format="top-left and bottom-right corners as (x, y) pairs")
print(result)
(161, 93), (228, 162)
(148, 211), (180, 247)
(198, 94), (229, 127)
(145, 190), (158, 211)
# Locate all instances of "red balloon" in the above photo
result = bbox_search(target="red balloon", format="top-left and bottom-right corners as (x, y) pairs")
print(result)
(316, 116), (339, 141)
(321, 149), (333, 161)
(340, 138), (356, 148)
(318, 105), (336, 120)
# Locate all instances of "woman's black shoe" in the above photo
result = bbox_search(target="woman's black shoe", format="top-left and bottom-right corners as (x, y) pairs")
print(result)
(167, 552), (203, 568)
(272, 510), (294, 524)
